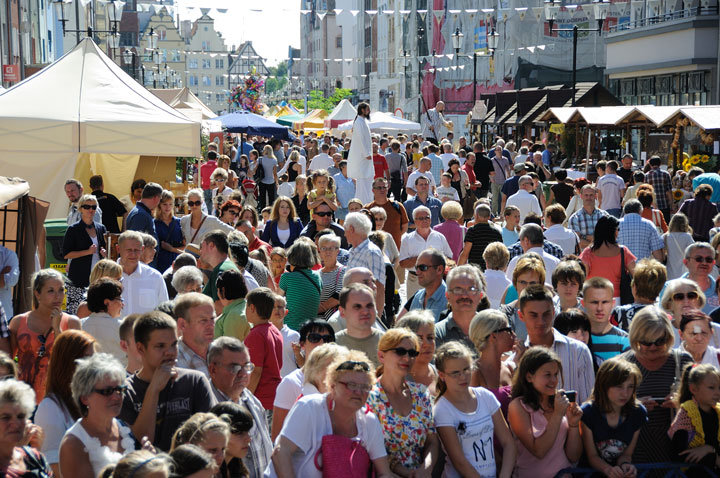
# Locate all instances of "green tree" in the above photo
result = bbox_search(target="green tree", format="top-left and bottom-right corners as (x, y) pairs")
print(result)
(265, 61), (289, 96)
(290, 88), (351, 111)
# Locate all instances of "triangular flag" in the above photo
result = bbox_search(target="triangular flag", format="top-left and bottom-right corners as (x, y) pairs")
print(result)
(366, 10), (378, 16)
(466, 9), (478, 13)
(334, 8), (343, 15)
(317, 12), (326, 21)
(417, 9), (427, 20)
(350, 10), (359, 16)
(449, 9), (461, 14)
(433, 10), (444, 21)
(300, 9), (310, 15)
(216, 8), (228, 13)
(446, 54), (453, 59)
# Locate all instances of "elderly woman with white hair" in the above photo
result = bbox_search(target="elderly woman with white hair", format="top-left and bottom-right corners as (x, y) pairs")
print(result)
(59, 353), (136, 477)
(171, 265), (205, 295)
(659, 277), (720, 349)
(0, 379), (53, 475)
(317, 233), (345, 320)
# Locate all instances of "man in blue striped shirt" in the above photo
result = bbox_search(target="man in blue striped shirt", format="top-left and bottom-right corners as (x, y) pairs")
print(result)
(582, 277), (630, 366)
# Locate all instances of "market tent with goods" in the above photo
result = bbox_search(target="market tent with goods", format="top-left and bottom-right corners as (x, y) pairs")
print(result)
(325, 99), (356, 129)
(0, 38), (200, 219)
(338, 111), (421, 134)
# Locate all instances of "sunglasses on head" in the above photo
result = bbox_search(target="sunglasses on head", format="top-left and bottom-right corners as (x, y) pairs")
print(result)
(336, 360), (370, 372)
(226, 210), (240, 216)
(691, 256), (714, 263)
(81, 204), (97, 210)
(187, 200), (202, 207)
(384, 347), (419, 358)
(673, 291), (699, 301)
(94, 385), (127, 396)
(639, 337), (666, 347)
(306, 332), (333, 344)
(315, 211), (333, 217)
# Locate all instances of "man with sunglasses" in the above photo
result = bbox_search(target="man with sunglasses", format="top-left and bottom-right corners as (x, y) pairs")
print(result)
(399, 206), (452, 298)
(681, 242), (718, 314)
(397, 249), (447, 322)
(336, 283), (384, 368)
(300, 203), (349, 249)
(435, 265), (485, 352)
(208, 336), (272, 478)
(126, 182), (163, 240)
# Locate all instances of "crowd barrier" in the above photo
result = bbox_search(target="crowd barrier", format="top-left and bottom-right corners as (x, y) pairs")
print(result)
(556, 463), (717, 478)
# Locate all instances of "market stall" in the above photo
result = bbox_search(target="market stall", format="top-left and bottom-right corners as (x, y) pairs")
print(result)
(337, 111), (421, 135)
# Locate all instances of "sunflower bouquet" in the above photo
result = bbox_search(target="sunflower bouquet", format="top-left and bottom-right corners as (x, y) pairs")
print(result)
(682, 153), (716, 172)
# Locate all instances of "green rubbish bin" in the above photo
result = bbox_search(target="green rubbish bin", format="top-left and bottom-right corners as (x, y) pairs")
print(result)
(44, 219), (68, 275)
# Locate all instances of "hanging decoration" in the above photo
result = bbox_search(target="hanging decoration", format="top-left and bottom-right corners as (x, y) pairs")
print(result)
(228, 67), (265, 113)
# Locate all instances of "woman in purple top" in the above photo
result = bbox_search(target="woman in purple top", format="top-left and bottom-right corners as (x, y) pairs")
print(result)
(469, 310), (517, 416)
(433, 201), (465, 262)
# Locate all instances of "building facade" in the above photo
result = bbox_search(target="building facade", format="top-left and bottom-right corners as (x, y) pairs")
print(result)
(139, 7), (185, 89)
(227, 41), (270, 110)
(184, 13), (229, 114)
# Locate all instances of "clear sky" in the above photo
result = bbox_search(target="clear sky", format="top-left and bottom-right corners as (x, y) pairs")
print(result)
(174, 0), (301, 66)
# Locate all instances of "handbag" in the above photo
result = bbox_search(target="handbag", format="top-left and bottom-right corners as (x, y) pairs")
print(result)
(619, 247), (634, 305)
(314, 434), (374, 478)
(462, 189), (477, 220)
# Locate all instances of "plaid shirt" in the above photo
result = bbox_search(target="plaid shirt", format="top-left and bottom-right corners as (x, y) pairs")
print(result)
(347, 238), (386, 286)
(646, 167), (672, 209)
(618, 213), (664, 260)
(508, 239), (565, 260)
(0, 303), (8, 339)
(568, 207), (608, 239)
(177, 339), (209, 376)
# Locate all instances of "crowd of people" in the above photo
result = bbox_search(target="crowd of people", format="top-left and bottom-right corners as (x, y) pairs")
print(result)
(3, 106), (720, 477)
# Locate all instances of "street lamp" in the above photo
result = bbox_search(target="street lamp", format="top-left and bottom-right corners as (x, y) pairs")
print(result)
(547, 0), (608, 105)
(123, 48), (138, 81)
(451, 27), (464, 65)
(54, 0), (123, 48)
(400, 49), (410, 99)
(487, 28), (499, 56)
(146, 27), (159, 50)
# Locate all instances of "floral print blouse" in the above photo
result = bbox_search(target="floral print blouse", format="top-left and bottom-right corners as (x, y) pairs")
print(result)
(366, 380), (435, 469)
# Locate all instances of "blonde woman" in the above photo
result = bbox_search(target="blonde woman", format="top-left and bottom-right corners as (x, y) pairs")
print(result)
(217, 155), (238, 189)
(211, 168), (233, 215)
(75, 259), (123, 318)
(180, 189), (234, 245)
(396, 311), (438, 395)
(663, 213), (695, 280)
(301, 343), (349, 396)
(254, 144), (279, 209)
(154, 189), (184, 272)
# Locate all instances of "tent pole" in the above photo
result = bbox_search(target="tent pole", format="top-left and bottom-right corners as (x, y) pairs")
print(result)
(585, 126), (592, 177)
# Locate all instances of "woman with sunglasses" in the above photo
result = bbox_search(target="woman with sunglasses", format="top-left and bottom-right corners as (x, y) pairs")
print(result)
(35, 329), (96, 476)
(10, 269), (81, 403)
(154, 189), (184, 273)
(180, 189), (234, 246)
(59, 353), (136, 477)
(62, 194), (108, 315)
(620, 306), (693, 465)
(660, 278), (720, 349)
(367, 328), (439, 477)
(261, 197), (304, 248)
(396, 311), (438, 396)
(269, 352), (393, 477)
(218, 199), (242, 227)
(271, 320), (336, 441)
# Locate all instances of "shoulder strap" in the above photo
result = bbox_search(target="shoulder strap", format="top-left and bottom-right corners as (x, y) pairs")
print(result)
(298, 269), (322, 294)
(189, 215), (208, 244)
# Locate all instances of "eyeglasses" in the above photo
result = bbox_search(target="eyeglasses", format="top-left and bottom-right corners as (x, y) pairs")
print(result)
(315, 211), (333, 217)
(416, 264), (438, 272)
(187, 200), (202, 207)
(384, 347), (419, 358)
(94, 385), (127, 396)
(223, 362), (255, 375)
(320, 246), (339, 252)
(80, 204), (97, 210)
(335, 360), (370, 372)
(338, 381), (372, 393)
(415, 216), (431, 221)
(306, 333), (333, 344)
(488, 326), (514, 339)
(691, 256), (715, 264)
(673, 291), (699, 301)
(445, 366), (474, 379)
(214, 178), (226, 182)
(449, 286), (481, 296)
(112, 297), (124, 303)
(639, 337), (667, 347)
(227, 210), (240, 216)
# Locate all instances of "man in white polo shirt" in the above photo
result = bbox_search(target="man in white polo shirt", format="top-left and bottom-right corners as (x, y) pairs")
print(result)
(117, 231), (168, 316)
(505, 175), (542, 223)
(399, 206), (453, 298)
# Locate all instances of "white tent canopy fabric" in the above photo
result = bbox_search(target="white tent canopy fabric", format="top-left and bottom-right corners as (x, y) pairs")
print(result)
(324, 99), (357, 129)
(149, 87), (217, 120)
(0, 38), (200, 218)
(337, 111), (421, 133)
(676, 106), (720, 130)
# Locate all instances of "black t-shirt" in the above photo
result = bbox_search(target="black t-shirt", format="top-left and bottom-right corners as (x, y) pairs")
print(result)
(120, 368), (217, 451)
(473, 153), (492, 191)
(92, 190), (127, 233)
(618, 167), (634, 185)
(464, 223), (503, 269)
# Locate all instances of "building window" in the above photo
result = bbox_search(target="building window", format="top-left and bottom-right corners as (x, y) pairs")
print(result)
(216, 93), (222, 102)
(215, 59), (224, 69)
(216, 75), (224, 85)
(335, 36), (342, 48)
(202, 59), (211, 69)
(202, 41), (208, 51)
(202, 75), (211, 86)
(158, 29), (166, 40)
(188, 59), (198, 69)
(120, 32), (134, 47)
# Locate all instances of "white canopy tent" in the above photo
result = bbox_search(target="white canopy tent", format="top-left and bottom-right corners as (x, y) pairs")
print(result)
(324, 99), (357, 129)
(0, 38), (200, 218)
(337, 111), (421, 135)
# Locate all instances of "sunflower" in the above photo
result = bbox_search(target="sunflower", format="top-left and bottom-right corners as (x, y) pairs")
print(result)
(673, 189), (685, 201)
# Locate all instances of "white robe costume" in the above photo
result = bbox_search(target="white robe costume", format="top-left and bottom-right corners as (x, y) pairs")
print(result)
(347, 115), (374, 204)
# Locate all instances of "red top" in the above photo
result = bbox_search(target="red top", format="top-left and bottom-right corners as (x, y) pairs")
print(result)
(200, 160), (218, 190)
(13, 313), (70, 402)
(463, 163), (480, 190)
(244, 322), (283, 409)
(248, 236), (273, 258)
(373, 154), (389, 179)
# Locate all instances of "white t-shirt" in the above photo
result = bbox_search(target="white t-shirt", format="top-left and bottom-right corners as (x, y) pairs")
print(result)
(597, 173), (625, 210)
(279, 325), (300, 378)
(309, 153), (334, 172)
(440, 152), (460, 169)
(273, 368), (304, 409)
(433, 387), (501, 478)
(265, 393), (387, 478)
